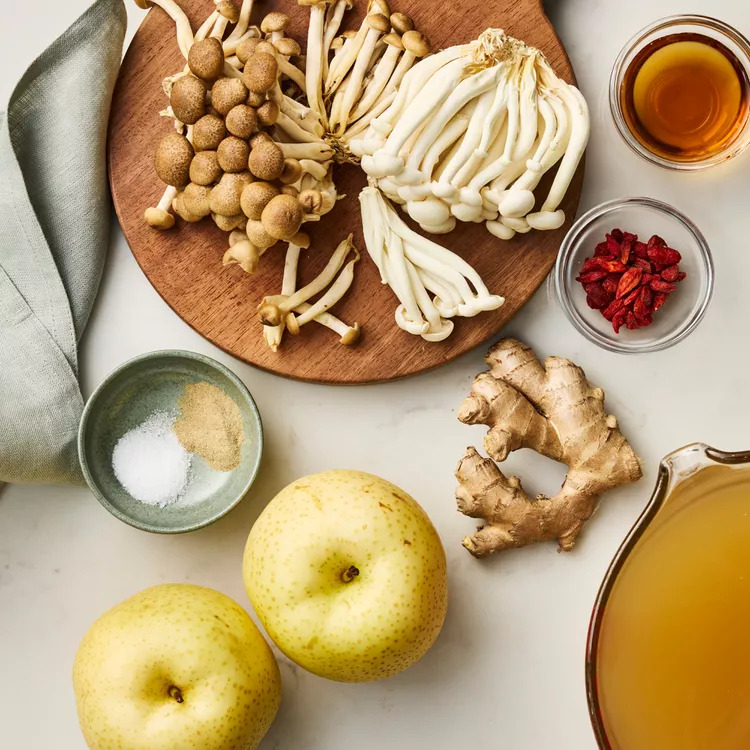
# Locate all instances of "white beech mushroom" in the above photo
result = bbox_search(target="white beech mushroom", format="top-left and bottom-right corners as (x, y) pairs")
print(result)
(322, 0), (352, 78)
(299, 0), (333, 128)
(347, 32), (402, 124)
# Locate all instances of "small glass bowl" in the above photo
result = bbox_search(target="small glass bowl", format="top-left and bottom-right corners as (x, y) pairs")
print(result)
(554, 197), (713, 354)
(610, 15), (750, 170)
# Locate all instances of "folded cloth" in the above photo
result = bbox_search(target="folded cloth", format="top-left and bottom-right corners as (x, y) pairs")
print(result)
(0, 0), (126, 484)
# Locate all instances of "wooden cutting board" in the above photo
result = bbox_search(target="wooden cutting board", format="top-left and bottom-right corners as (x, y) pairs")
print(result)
(109, 0), (583, 384)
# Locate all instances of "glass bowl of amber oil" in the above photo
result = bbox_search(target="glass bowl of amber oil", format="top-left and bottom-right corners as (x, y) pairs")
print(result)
(586, 443), (750, 749)
(610, 15), (750, 169)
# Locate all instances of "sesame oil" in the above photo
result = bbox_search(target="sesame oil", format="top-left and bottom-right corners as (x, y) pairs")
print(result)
(620, 33), (749, 161)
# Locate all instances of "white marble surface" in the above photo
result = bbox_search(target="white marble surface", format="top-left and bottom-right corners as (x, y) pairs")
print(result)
(1, 0), (748, 747)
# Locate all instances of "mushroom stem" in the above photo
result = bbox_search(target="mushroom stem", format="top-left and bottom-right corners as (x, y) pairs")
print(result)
(294, 304), (360, 344)
(322, 0), (350, 77)
(278, 141), (334, 161)
(325, 22), (368, 95)
(194, 11), (219, 43)
(140, 0), (194, 59)
(342, 90), (395, 142)
(303, 1), (330, 129)
(264, 239), (305, 351)
(348, 42), (401, 124)
(225, 0), (255, 43)
(275, 112), (328, 144)
(144, 185), (178, 229)
(277, 57), (307, 91)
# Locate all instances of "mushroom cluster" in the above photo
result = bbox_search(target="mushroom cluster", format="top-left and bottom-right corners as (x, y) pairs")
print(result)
(351, 28), (590, 238)
(139, 0), (360, 349)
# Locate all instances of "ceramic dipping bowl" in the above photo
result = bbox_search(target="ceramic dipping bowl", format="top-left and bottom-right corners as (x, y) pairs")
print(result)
(78, 350), (263, 533)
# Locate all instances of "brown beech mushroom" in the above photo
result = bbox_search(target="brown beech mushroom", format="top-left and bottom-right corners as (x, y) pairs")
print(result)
(170, 75), (206, 124)
(248, 139), (284, 180)
(192, 113), (226, 151)
(390, 11), (414, 34)
(144, 186), (178, 230)
(261, 11), (290, 36)
(246, 219), (277, 250)
(253, 40), (278, 56)
(211, 77), (249, 115)
(217, 136), (250, 172)
(225, 104), (258, 139)
(228, 229), (247, 246)
(243, 52), (279, 94)
(261, 193), (304, 240)
(246, 90), (266, 107)
(213, 213), (246, 231)
(250, 131), (273, 149)
(256, 99), (280, 127)
(217, 0), (239, 23)
(188, 37), (224, 81)
(273, 38), (301, 57)
(236, 37), (262, 65)
(189, 150), (222, 185)
(280, 185), (299, 198)
(173, 192), (204, 222)
(223, 239), (262, 273)
(155, 132), (194, 187)
(240, 181), (279, 220)
(210, 171), (252, 216)
(280, 158), (303, 185)
(182, 182), (212, 218)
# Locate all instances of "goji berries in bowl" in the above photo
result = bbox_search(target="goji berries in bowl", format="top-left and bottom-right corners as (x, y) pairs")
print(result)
(555, 197), (713, 353)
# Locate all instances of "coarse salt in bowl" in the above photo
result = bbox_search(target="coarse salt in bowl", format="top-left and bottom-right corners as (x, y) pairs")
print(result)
(555, 197), (714, 353)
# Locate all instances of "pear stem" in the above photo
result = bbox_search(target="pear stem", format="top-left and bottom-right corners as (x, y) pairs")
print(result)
(168, 685), (184, 703)
(341, 565), (359, 583)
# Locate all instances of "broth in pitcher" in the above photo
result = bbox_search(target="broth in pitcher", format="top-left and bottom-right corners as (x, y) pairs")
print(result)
(596, 467), (750, 749)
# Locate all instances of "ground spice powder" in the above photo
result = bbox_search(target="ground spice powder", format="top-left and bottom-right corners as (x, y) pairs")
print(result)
(174, 382), (244, 471)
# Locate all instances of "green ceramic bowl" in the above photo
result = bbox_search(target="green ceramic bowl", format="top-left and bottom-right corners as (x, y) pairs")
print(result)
(78, 350), (263, 533)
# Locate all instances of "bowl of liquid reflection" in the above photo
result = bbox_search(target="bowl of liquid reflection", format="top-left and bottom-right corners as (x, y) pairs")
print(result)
(586, 443), (750, 749)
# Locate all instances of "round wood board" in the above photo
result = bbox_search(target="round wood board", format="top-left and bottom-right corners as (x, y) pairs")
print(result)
(109, 0), (584, 384)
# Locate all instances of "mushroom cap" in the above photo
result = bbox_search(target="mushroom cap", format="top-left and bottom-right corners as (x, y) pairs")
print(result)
(210, 172), (252, 216)
(342, 29), (358, 39)
(170, 75), (206, 125)
(134, 0), (152, 9)
(261, 194), (303, 240)
(213, 213), (245, 231)
(188, 37), (224, 81)
(229, 229), (247, 246)
(211, 77), (249, 115)
(189, 150), (222, 185)
(340, 322), (361, 346)
(246, 220), (277, 250)
(246, 90), (266, 107)
(173, 192), (204, 222)
(273, 37), (301, 57)
(248, 139), (285, 180)
(250, 131), (274, 149)
(261, 11), (290, 33)
(256, 99), (280, 127)
(390, 11), (413, 34)
(280, 158), (303, 185)
(299, 188), (324, 214)
(236, 37), (262, 65)
(182, 182), (213, 217)
(223, 240), (261, 274)
(155, 132), (194, 188)
(192, 113), (227, 151)
(225, 104), (259, 139)
(144, 206), (175, 230)
(243, 52), (279, 94)
(253, 40), (277, 57)
(382, 32), (404, 49)
(290, 230), (311, 248)
(369, 0), (390, 16)
(402, 30), (431, 57)
(280, 184), (299, 198)
(217, 1), (240, 22)
(218, 136), (251, 173)
(240, 181), (279, 220)
(366, 13), (390, 33)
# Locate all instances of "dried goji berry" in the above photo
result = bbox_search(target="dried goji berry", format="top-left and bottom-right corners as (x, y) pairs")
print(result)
(621, 286), (642, 306)
(650, 279), (677, 293)
(640, 286), (654, 309)
(610, 228), (624, 242)
(602, 275), (619, 295)
(620, 236), (633, 264)
(576, 269), (608, 283)
(602, 297), (626, 321)
(647, 234), (667, 249)
(661, 264), (680, 282)
(632, 258), (653, 272)
(616, 267), (643, 298)
(612, 308), (628, 334)
(594, 241), (611, 257)
(606, 234), (621, 256)
(625, 312), (640, 330)
(675, 272), (686, 282)
(652, 292), (669, 311)
(647, 247), (682, 267)
(584, 283), (610, 309)
(634, 241), (649, 259)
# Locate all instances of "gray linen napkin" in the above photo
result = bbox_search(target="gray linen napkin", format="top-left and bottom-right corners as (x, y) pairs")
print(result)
(0, 0), (126, 484)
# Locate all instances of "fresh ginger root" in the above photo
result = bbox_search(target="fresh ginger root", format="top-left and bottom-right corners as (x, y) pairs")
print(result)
(455, 339), (642, 558)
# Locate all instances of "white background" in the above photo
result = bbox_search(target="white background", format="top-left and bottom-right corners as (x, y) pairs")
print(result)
(1, 0), (748, 748)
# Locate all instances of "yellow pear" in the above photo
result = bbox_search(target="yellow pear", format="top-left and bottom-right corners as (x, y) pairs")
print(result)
(243, 470), (448, 682)
(73, 584), (281, 750)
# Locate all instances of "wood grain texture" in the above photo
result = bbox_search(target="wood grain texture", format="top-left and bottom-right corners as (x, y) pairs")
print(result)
(108, 0), (584, 384)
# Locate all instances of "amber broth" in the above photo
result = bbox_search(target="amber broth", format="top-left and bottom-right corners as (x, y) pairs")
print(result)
(597, 467), (750, 750)
(620, 32), (749, 161)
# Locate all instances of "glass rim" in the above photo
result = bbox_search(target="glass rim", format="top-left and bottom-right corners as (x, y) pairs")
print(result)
(554, 197), (714, 354)
(609, 14), (750, 171)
